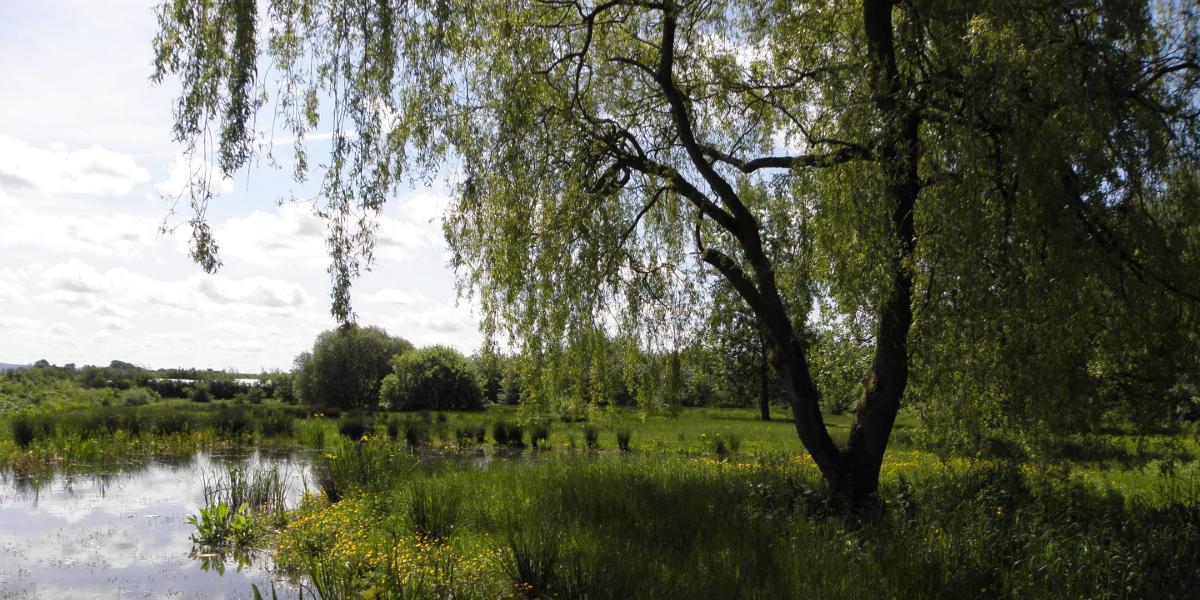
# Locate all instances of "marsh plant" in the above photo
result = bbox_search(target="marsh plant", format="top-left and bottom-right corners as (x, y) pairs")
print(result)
(317, 437), (415, 501)
(530, 423), (551, 449)
(407, 479), (463, 543)
(583, 425), (600, 450)
(201, 463), (290, 520)
(503, 527), (561, 598)
(404, 421), (430, 449)
(493, 421), (525, 448)
(616, 429), (632, 452)
(188, 501), (255, 547)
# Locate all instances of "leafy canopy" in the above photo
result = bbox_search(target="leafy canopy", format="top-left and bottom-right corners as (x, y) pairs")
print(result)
(154, 1), (1200, 444)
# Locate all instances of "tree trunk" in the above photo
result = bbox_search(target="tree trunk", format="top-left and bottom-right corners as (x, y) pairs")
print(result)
(757, 323), (770, 421)
(762, 0), (919, 507)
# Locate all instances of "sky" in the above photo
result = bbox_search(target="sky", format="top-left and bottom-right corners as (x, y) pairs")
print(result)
(0, 0), (482, 372)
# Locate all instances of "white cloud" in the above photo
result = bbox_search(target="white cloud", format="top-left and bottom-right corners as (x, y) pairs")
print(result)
(0, 208), (166, 258)
(42, 259), (110, 293)
(0, 134), (150, 197)
(361, 288), (428, 306)
(215, 202), (328, 270)
(34, 289), (97, 309)
(193, 274), (311, 309)
(0, 268), (27, 303)
(99, 317), (135, 331)
(155, 154), (235, 198)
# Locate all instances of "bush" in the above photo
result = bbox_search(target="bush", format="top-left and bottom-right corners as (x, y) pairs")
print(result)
(11, 413), (51, 447)
(190, 383), (213, 403)
(119, 387), (159, 406)
(214, 406), (252, 436)
(379, 346), (484, 411)
(258, 409), (295, 437)
(405, 421), (429, 449)
(293, 324), (414, 410)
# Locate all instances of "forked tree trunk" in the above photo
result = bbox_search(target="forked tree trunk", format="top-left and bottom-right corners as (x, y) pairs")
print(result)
(760, 0), (919, 507)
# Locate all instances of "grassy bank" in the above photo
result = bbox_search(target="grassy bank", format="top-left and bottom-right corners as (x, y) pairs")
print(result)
(272, 438), (1200, 599)
(4, 401), (1198, 597)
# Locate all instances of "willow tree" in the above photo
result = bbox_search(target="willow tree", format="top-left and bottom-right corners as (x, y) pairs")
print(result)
(153, 0), (1200, 502)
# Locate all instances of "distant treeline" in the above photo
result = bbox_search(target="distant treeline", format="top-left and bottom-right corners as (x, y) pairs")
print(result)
(16, 359), (294, 403)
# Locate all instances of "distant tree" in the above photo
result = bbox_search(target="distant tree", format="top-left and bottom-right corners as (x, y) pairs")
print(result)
(293, 325), (413, 409)
(33, 359), (51, 369)
(380, 346), (484, 411)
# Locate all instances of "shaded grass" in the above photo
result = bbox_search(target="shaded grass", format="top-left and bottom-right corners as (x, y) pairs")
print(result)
(274, 450), (1200, 599)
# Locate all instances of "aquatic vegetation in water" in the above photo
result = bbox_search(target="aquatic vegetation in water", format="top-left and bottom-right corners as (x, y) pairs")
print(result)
(189, 501), (256, 547)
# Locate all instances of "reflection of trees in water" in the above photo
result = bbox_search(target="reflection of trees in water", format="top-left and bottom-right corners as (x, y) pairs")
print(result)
(1, 449), (314, 504)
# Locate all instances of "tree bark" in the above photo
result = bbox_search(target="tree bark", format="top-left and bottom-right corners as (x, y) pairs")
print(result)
(837, 0), (921, 502)
(757, 323), (770, 421)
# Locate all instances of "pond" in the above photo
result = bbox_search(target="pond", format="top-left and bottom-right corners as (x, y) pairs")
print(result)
(0, 450), (313, 599)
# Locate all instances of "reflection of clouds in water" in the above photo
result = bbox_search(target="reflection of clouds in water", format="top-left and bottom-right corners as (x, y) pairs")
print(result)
(0, 450), (312, 599)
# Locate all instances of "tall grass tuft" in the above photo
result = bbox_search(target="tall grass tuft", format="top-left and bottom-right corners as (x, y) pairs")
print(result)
(616, 429), (631, 452)
(407, 479), (463, 543)
(583, 425), (600, 450)
(404, 420), (429, 449)
(530, 423), (551, 449)
(338, 415), (370, 441)
(503, 528), (561, 598)
(317, 437), (414, 501)
(493, 421), (525, 448)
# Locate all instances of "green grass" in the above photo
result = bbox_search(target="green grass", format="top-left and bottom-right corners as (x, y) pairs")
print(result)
(274, 448), (1200, 599)
(3, 398), (1198, 598)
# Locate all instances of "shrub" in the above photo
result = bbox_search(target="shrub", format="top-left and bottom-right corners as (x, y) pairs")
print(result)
(258, 409), (295, 437)
(386, 416), (404, 441)
(379, 346), (484, 411)
(11, 413), (50, 447)
(190, 383), (213, 403)
(214, 406), (252, 436)
(119, 387), (159, 406)
(714, 436), (729, 459)
(493, 420), (510, 446)
(405, 421), (429, 449)
(503, 528), (561, 598)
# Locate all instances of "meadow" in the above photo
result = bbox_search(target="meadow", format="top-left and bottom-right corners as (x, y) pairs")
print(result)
(3, 395), (1199, 599)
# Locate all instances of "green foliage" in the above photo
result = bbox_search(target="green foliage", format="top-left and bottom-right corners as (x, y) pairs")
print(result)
(151, 0), (1200, 495)
(492, 421), (525, 448)
(315, 437), (416, 501)
(407, 479), (463, 543)
(379, 346), (484, 411)
(616, 429), (632, 452)
(188, 502), (255, 547)
(583, 425), (599, 450)
(293, 325), (413, 410)
(11, 413), (49, 448)
(529, 423), (551, 449)
(338, 415), (371, 441)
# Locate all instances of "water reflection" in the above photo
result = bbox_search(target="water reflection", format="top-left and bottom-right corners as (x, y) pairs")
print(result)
(0, 449), (313, 599)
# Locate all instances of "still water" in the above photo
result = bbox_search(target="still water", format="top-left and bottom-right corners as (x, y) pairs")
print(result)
(0, 450), (312, 599)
